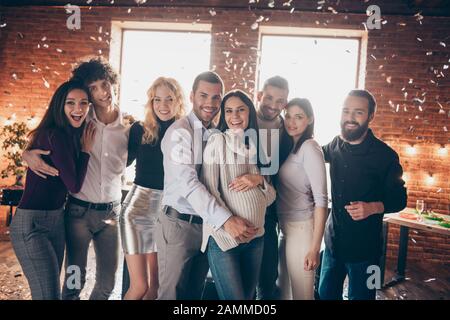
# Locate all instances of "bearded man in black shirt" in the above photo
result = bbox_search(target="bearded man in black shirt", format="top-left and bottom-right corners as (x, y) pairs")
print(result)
(318, 89), (407, 300)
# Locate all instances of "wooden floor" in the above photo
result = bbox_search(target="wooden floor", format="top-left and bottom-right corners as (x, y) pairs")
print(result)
(0, 239), (449, 300)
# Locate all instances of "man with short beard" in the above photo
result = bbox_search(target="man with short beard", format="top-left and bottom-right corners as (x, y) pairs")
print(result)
(318, 89), (407, 300)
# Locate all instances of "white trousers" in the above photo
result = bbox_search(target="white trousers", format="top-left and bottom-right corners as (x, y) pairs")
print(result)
(278, 218), (315, 300)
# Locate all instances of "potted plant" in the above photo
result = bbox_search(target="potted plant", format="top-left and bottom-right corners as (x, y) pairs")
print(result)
(0, 121), (28, 226)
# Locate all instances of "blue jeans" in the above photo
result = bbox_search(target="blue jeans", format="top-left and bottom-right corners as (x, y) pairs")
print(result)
(318, 247), (377, 300)
(256, 205), (279, 300)
(207, 236), (264, 300)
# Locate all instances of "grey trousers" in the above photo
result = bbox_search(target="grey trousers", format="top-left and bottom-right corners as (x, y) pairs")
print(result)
(61, 202), (120, 300)
(155, 211), (209, 300)
(10, 207), (65, 300)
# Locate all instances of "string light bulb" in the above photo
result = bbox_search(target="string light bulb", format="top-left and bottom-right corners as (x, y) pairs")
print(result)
(406, 144), (417, 155)
(425, 174), (435, 186)
(438, 145), (447, 156)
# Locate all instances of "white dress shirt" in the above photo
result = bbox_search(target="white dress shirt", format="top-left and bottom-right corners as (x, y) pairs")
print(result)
(161, 111), (232, 230)
(70, 107), (129, 203)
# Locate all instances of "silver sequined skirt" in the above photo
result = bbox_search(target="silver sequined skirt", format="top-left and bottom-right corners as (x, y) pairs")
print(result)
(119, 184), (163, 255)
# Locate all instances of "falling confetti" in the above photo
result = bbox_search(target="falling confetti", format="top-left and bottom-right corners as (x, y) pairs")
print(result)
(135, 0), (147, 4)
(439, 41), (446, 47)
(251, 22), (259, 30)
(283, 0), (292, 6)
(209, 9), (216, 16)
(290, 7), (295, 13)
(42, 77), (50, 88)
(328, 7), (338, 14)
(268, 0), (275, 8)
(424, 278), (436, 283)
(127, 8), (132, 13)
(56, 48), (63, 53)
(86, 0), (92, 3)
(0, 23), (6, 28)
(417, 37), (422, 42)
(386, 76), (392, 84)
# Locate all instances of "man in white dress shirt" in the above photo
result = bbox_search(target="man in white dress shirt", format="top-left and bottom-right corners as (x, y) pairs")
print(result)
(157, 71), (259, 300)
(23, 58), (129, 300)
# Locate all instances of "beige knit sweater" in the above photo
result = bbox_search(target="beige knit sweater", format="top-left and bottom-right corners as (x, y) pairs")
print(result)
(200, 131), (276, 252)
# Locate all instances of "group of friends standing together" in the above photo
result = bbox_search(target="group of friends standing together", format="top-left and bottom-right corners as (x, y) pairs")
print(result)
(9, 57), (407, 301)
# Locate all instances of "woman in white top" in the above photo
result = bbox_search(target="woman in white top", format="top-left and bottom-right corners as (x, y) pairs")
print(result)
(201, 90), (276, 300)
(277, 98), (328, 300)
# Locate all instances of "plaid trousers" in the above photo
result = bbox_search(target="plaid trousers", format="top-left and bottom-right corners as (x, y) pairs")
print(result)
(9, 207), (65, 300)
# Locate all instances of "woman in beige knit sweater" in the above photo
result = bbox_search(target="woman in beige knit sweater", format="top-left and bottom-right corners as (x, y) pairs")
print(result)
(201, 90), (276, 300)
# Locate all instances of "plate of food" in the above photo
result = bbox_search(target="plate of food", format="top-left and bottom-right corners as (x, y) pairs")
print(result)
(422, 212), (444, 225)
(438, 220), (450, 228)
(399, 212), (419, 220)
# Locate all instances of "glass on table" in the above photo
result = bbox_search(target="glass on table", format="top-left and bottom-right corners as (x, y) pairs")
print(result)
(416, 199), (425, 222)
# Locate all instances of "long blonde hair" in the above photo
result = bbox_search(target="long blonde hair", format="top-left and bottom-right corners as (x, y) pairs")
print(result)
(142, 77), (185, 144)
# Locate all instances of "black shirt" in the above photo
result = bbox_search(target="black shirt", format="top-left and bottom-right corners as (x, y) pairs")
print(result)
(322, 129), (407, 263)
(127, 118), (174, 190)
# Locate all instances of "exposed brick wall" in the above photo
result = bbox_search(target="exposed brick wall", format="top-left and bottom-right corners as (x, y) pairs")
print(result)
(0, 4), (449, 264)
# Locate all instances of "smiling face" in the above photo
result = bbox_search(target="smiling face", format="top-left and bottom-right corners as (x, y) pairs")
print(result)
(190, 80), (223, 127)
(284, 104), (312, 141)
(87, 79), (116, 110)
(257, 85), (289, 121)
(64, 89), (90, 128)
(224, 96), (250, 133)
(340, 95), (373, 142)
(152, 85), (177, 121)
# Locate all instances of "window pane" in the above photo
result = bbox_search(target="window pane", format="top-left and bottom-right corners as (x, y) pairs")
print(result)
(119, 29), (211, 184)
(259, 35), (360, 145)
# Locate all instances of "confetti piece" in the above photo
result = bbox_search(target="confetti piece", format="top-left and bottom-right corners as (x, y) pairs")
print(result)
(251, 22), (259, 30)
(56, 48), (63, 53)
(424, 278), (435, 282)
(417, 37), (422, 42)
(268, 0), (275, 8)
(42, 77), (50, 88)
(386, 76), (392, 84)
(290, 8), (295, 13)
(283, 0), (292, 7)
(0, 23), (6, 28)
(426, 51), (433, 56)
(127, 8), (132, 13)
(41, 36), (47, 41)
(209, 9), (216, 16)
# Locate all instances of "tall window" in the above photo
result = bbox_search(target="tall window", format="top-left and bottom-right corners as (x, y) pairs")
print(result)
(259, 30), (363, 146)
(112, 23), (212, 184)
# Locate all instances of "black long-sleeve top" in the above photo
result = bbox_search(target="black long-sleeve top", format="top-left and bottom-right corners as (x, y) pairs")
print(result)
(127, 118), (174, 190)
(322, 129), (407, 263)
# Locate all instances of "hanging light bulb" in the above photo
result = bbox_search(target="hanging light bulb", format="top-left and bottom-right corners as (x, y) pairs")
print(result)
(425, 174), (435, 186)
(438, 145), (447, 156)
(406, 144), (416, 155)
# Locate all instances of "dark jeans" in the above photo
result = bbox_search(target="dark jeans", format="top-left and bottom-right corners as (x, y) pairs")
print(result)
(207, 236), (264, 300)
(10, 208), (65, 300)
(318, 247), (377, 300)
(62, 202), (120, 300)
(256, 204), (279, 300)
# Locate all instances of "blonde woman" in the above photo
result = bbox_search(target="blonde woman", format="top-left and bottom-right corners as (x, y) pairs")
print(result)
(120, 77), (185, 300)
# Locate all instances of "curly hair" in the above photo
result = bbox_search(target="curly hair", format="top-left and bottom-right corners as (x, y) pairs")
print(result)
(71, 56), (119, 87)
(142, 77), (186, 144)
